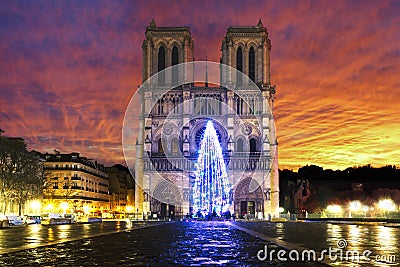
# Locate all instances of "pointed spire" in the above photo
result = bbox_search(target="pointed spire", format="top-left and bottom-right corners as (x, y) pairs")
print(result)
(257, 18), (263, 28)
(150, 18), (156, 28)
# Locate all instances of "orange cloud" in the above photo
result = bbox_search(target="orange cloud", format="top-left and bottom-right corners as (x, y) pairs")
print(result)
(1, 1), (399, 170)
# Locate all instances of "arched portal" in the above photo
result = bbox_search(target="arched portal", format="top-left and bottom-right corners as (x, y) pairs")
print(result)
(234, 177), (263, 219)
(151, 180), (182, 219)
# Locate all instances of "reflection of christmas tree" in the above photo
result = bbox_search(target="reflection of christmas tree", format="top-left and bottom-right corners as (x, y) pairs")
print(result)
(193, 121), (231, 217)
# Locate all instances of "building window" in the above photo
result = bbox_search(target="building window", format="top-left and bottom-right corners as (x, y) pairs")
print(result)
(172, 46), (179, 85)
(158, 138), (165, 154)
(157, 98), (164, 114)
(171, 138), (179, 154)
(53, 182), (59, 189)
(249, 47), (255, 82)
(236, 97), (244, 115)
(236, 47), (243, 86)
(250, 138), (257, 153)
(236, 139), (244, 152)
(158, 46), (166, 86)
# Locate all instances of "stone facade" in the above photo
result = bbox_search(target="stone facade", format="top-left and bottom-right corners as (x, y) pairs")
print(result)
(105, 164), (135, 214)
(40, 152), (110, 214)
(135, 20), (279, 220)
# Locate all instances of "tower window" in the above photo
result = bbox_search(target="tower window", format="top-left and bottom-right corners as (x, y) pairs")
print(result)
(171, 138), (179, 154)
(249, 138), (257, 153)
(158, 138), (165, 154)
(236, 47), (243, 86)
(249, 47), (255, 82)
(172, 46), (179, 85)
(236, 139), (244, 152)
(158, 46), (166, 86)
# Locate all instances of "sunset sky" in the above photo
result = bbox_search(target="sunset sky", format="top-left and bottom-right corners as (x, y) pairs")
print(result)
(1, 0), (399, 171)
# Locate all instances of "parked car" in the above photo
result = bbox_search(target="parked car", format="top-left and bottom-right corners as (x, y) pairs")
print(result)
(41, 212), (61, 222)
(6, 215), (24, 226)
(24, 215), (42, 224)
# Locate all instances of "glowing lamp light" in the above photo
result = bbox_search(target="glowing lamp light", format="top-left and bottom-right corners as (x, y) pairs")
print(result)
(30, 200), (41, 210)
(326, 205), (342, 213)
(45, 203), (54, 211)
(349, 201), (362, 211)
(278, 207), (285, 213)
(60, 202), (69, 212)
(362, 205), (369, 212)
(83, 205), (90, 214)
(125, 206), (134, 213)
(378, 199), (396, 212)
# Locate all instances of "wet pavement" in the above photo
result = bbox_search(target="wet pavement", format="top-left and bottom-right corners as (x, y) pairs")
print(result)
(233, 221), (400, 267)
(0, 220), (136, 253)
(0, 221), (327, 266)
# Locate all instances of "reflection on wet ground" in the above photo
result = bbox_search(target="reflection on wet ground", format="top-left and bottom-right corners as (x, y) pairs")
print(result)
(233, 221), (399, 267)
(0, 221), (326, 266)
(0, 220), (136, 253)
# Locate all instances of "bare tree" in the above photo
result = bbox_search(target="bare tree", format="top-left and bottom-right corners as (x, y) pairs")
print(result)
(0, 135), (46, 215)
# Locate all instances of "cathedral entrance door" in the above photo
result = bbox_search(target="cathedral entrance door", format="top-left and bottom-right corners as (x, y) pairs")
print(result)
(240, 201), (255, 218)
(161, 203), (167, 219)
(169, 205), (175, 219)
(160, 203), (175, 219)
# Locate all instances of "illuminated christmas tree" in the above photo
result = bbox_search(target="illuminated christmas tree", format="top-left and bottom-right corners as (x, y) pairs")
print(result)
(193, 120), (231, 217)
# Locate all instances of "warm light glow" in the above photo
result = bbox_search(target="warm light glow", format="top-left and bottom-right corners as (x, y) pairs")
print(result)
(83, 205), (90, 214)
(326, 205), (342, 213)
(1, 2), (399, 170)
(362, 205), (369, 212)
(30, 200), (41, 210)
(60, 202), (69, 212)
(125, 206), (134, 213)
(278, 207), (285, 213)
(45, 203), (54, 211)
(349, 201), (362, 211)
(378, 199), (396, 212)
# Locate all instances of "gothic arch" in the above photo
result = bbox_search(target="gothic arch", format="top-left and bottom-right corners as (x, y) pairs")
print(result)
(248, 134), (261, 152)
(236, 138), (245, 152)
(169, 40), (183, 50)
(234, 177), (263, 198)
(234, 177), (263, 217)
(188, 118), (228, 152)
(152, 180), (182, 205)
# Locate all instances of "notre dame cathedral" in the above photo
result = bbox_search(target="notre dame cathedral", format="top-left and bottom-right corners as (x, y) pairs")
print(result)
(134, 19), (279, 220)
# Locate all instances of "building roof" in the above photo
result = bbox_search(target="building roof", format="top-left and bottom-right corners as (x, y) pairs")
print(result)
(39, 152), (106, 171)
(227, 19), (267, 34)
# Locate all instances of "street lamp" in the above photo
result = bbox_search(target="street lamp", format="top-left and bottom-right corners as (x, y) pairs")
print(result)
(348, 201), (362, 218)
(45, 203), (54, 212)
(60, 202), (69, 215)
(125, 206), (134, 213)
(377, 199), (396, 217)
(30, 200), (41, 215)
(83, 205), (90, 215)
(326, 205), (343, 217)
